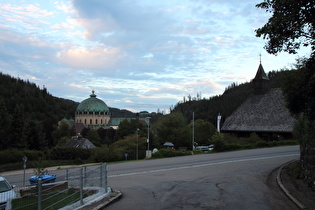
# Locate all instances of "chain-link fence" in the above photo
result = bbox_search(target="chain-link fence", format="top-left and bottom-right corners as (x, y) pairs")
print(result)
(1, 163), (108, 210)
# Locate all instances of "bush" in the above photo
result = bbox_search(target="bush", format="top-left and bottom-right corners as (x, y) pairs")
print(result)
(90, 146), (125, 162)
(211, 133), (227, 152)
(48, 147), (91, 160)
(0, 149), (46, 164)
(152, 148), (191, 158)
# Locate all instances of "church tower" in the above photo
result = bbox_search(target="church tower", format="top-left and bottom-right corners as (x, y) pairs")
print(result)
(253, 57), (269, 94)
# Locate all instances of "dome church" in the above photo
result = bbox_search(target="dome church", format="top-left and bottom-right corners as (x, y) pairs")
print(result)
(75, 90), (110, 129)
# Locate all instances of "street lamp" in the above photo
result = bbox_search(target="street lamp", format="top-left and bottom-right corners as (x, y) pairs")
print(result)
(192, 112), (195, 152)
(146, 117), (151, 158)
(136, 128), (139, 160)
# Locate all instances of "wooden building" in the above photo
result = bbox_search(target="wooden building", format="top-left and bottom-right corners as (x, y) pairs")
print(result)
(221, 63), (296, 139)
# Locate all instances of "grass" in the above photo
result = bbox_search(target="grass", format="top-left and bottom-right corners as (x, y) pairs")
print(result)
(12, 188), (89, 210)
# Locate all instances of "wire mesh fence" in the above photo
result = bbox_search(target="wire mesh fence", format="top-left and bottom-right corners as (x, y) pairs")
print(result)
(0, 163), (108, 210)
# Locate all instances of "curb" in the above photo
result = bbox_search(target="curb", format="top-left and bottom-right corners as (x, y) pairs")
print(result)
(276, 161), (307, 210)
(74, 190), (123, 210)
(94, 190), (123, 209)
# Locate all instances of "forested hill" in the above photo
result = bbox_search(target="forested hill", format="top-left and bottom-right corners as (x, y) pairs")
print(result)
(0, 72), (78, 149)
(0, 72), (77, 122)
(0, 72), (135, 149)
(0, 72), (135, 122)
(171, 70), (290, 125)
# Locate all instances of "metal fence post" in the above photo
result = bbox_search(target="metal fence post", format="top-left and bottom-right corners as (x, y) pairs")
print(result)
(104, 163), (108, 193)
(80, 167), (84, 206)
(38, 178), (42, 210)
(65, 169), (69, 181)
(83, 166), (87, 187)
(100, 163), (103, 189)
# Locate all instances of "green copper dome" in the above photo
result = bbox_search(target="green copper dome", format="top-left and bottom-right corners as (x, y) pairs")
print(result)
(76, 91), (109, 112)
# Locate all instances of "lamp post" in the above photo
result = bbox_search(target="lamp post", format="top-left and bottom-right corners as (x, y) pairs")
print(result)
(136, 128), (139, 160)
(192, 112), (195, 151)
(23, 155), (27, 187)
(146, 117), (151, 158)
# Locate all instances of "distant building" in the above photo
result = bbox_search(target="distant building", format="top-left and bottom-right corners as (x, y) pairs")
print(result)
(221, 62), (296, 139)
(75, 90), (110, 129)
(73, 90), (150, 132)
(65, 134), (96, 149)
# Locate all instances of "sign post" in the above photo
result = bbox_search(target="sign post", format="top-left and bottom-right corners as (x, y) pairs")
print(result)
(23, 155), (27, 187)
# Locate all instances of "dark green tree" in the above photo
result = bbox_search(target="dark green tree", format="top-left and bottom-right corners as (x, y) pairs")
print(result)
(0, 99), (11, 149)
(115, 119), (146, 140)
(153, 112), (190, 148)
(10, 104), (27, 149)
(97, 127), (116, 146)
(255, 0), (315, 54)
(282, 57), (315, 120)
(26, 120), (47, 150)
(52, 121), (71, 146)
(87, 129), (101, 146)
(193, 119), (217, 146)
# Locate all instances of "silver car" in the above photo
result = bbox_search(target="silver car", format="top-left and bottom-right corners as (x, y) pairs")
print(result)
(0, 176), (16, 209)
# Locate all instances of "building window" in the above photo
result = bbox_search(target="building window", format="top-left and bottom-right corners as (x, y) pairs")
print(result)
(95, 119), (98, 125)
(101, 119), (103, 124)
(84, 119), (86, 124)
(90, 119), (92, 124)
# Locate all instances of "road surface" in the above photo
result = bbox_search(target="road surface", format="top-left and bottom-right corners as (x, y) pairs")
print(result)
(106, 146), (299, 210)
(1, 146), (299, 209)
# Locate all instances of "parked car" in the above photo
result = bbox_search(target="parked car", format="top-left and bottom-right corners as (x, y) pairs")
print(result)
(29, 173), (57, 186)
(196, 145), (214, 151)
(0, 176), (16, 209)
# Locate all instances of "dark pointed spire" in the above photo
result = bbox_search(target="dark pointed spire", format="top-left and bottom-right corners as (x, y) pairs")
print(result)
(253, 57), (269, 94)
(254, 63), (269, 81)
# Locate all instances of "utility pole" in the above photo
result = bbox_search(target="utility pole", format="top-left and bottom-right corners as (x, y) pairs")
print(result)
(192, 112), (195, 153)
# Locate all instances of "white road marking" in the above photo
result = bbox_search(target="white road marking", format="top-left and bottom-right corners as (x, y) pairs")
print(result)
(109, 153), (299, 178)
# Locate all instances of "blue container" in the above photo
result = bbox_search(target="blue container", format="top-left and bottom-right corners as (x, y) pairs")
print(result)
(29, 174), (56, 185)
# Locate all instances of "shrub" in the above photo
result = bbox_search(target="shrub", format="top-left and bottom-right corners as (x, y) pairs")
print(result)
(152, 148), (191, 158)
(49, 147), (91, 160)
(211, 133), (227, 152)
(0, 149), (46, 164)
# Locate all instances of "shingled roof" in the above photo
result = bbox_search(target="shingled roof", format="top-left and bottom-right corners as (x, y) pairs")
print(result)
(221, 88), (295, 133)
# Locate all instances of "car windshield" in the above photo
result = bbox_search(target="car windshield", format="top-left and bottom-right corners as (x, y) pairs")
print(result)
(0, 180), (11, 193)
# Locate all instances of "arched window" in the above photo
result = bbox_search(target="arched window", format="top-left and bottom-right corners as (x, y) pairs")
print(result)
(95, 119), (98, 125)
(90, 119), (92, 124)
(84, 119), (87, 124)
(101, 119), (103, 124)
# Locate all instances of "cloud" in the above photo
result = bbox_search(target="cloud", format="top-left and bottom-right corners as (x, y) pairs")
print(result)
(56, 45), (128, 71)
(0, 0), (312, 114)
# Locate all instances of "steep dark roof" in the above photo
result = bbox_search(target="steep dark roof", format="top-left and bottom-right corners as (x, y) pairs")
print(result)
(221, 88), (295, 133)
(254, 63), (269, 81)
(65, 136), (96, 149)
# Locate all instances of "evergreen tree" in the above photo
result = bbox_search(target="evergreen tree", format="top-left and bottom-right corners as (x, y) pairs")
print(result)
(0, 99), (11, 149)
(26, 120), (47, 150)
(10, 104), (27, 149)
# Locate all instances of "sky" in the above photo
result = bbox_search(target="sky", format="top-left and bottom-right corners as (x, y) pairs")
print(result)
(0, 0), (312, 114)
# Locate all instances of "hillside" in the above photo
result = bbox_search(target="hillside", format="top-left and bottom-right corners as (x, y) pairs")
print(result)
(172, 70), (290, 125)
(0, 72), (135, 149)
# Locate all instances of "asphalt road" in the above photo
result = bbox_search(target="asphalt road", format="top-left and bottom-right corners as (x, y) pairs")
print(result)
(1, 145), (299, 209)
(106, 146), (300, 210)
